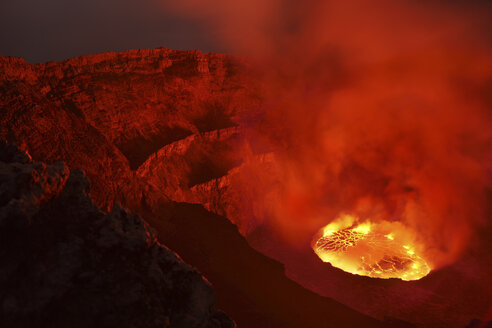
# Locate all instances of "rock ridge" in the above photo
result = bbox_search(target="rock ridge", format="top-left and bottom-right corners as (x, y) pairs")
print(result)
(0, 143), (234, 328)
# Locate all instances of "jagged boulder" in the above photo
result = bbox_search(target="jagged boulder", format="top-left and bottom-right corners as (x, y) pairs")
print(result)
(0, 143), (234, 328)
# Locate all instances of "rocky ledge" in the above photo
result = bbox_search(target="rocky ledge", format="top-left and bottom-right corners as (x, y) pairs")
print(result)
(0, 142), (234, 328)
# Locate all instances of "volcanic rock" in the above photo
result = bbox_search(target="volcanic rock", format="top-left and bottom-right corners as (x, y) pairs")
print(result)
(136, 126), (245, 200)
(0, 143), (234, 328)
(0, 47), (260, 211)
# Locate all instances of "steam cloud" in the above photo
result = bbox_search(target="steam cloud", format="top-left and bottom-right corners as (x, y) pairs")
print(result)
(164, 0), (492, 268)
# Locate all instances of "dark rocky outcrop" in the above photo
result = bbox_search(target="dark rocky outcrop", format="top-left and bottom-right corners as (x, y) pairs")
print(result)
(0, 143), (234, 328)
(464, 318), (492, 328)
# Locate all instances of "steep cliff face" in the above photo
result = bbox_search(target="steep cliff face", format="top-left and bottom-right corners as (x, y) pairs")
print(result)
(177, 152), (279, 235)
(0, 48), (259, 211)
(136, 127), (246, 200)
(0, 49), (259, 170)
(0, 143), (234, 328)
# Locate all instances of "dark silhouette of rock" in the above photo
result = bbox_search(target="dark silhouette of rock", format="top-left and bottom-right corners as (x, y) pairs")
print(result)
(464, 318), (492, 328)
(0, 143), (234, 328)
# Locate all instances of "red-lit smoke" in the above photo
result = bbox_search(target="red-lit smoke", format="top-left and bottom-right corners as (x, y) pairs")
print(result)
(163, 0), (492, 269)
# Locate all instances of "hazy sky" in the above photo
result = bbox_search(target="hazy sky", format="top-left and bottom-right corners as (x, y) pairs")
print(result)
(0, 0), (490, 63)
(0, 0), (224, 63)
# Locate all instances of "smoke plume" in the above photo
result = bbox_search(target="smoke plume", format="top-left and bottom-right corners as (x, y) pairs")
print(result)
(163, 0), (492, 269)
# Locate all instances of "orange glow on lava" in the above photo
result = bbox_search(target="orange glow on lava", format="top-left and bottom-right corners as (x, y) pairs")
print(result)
(313, 215), (431, 281)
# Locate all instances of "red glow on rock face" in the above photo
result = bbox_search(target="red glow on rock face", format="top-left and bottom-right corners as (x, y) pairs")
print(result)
(164, 0), (492, 272)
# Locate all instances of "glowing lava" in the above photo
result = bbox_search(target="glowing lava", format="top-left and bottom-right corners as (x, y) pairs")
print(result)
(313, 215), (431, 281)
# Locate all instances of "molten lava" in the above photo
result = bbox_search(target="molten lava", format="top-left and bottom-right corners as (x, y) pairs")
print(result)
(313, 215), (431, 281)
